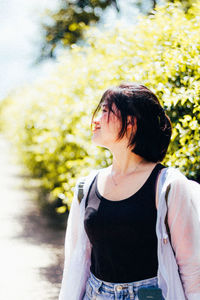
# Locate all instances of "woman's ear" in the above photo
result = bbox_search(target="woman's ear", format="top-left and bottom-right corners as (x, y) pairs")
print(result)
(126, 116), (137, 140)
(127, 116), (137, 131)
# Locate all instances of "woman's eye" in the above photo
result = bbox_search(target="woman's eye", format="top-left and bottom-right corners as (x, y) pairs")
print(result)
(102, 109), (107, 113)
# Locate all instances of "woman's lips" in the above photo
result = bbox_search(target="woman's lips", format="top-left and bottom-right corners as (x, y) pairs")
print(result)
(92, 127), (100, 133)
(91, 123), (101, 132)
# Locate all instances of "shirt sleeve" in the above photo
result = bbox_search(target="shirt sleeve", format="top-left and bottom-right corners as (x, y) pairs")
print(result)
(59, 179), (81, 300)
(167, 177), (200, 299)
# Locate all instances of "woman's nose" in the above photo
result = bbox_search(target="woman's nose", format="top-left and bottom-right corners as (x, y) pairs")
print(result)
(93, 115), (101, 124)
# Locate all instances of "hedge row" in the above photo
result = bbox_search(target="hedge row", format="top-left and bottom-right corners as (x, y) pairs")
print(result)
(0, 2), (199, 219)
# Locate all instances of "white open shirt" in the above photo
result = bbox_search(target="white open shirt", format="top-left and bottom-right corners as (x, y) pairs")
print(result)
(59, 166), (200, 300)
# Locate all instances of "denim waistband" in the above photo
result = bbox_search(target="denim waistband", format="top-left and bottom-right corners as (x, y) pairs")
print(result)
(90, 271), (158, 288)
(88, 271), (158, 297)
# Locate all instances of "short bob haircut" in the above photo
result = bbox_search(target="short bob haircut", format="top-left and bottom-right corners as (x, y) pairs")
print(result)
(91, 82), (172, 162)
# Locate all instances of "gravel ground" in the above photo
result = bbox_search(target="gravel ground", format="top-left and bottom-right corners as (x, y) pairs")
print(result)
(0, 134), (66, 300)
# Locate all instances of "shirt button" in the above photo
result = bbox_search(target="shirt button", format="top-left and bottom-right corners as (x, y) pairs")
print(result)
(116, 285), (122, 291)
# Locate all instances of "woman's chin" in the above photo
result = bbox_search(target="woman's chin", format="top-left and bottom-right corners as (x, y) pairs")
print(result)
(92, 134), (100, 143)
(92, 139), (103, 147)
(92, 137), (107, 148)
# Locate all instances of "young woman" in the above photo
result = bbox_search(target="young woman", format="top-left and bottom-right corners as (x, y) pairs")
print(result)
(59, 83), (200, 300)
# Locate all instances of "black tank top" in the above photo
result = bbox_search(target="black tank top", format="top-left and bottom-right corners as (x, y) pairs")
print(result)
(84, 163), (166, 283)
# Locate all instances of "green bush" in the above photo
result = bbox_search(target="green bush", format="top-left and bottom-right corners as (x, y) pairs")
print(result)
(0, 1), (199, 219)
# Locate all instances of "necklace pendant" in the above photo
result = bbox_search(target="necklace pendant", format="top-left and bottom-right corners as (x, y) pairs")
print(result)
(111, 174), (118, 186)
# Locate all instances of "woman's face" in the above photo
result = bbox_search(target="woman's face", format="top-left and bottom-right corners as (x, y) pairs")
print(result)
(91, 101), (122, 149)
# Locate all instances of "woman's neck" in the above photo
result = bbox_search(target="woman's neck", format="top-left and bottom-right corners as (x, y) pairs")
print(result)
(110, 149), (148, 176)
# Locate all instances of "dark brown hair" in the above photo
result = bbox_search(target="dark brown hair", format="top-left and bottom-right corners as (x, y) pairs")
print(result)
(92, 82), (172, 162)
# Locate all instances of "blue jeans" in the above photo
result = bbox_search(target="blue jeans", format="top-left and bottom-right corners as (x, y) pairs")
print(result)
(83, 271), (164, 300)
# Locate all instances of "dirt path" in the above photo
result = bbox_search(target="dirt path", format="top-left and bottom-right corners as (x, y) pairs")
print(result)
(0, 134), (66, 300)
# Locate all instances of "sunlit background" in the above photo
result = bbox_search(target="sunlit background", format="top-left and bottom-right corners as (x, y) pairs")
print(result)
(0, 0), (199, 299)
(0, 0), (151, 101)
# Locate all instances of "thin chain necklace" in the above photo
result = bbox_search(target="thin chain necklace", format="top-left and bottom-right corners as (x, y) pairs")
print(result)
(110, 158), (145, 186)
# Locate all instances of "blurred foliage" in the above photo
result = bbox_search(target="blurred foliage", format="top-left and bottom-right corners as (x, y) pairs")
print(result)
(0, 2), (199, 220)
(38, 0), (119, 61)
(38, 0), (195, 61)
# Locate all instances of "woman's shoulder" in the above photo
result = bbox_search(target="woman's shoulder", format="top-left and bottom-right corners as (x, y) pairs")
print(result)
(75, 167), (109, 204)
(75, 167), (105, 191)
(162, 166), (200, 201)
(85, 166), (111, 180)
(158, 166), (193, 197)
(162, 166), (187, 183)
(165, 166), (199, 185)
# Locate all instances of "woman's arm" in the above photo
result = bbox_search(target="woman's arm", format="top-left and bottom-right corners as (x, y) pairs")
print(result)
(167, 177), (200, 299)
